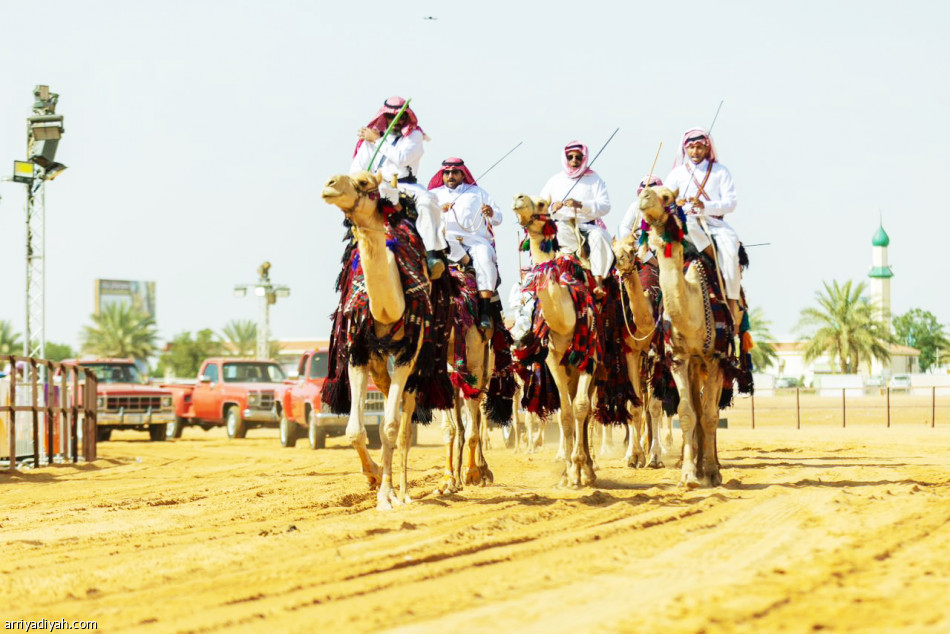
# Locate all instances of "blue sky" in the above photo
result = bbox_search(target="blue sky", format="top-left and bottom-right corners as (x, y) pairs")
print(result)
(0, 0), (947, 348)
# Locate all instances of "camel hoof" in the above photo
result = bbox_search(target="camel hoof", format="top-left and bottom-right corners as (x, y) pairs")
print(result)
(580, 464), (596, 487)
(481, 467), (494, 486)
(436, 476), (459, 495)
(707, 470), (723, 487)
(648, 458), (664, 469)
(465, 468), (482, 486)
(681, 473), (702, 489)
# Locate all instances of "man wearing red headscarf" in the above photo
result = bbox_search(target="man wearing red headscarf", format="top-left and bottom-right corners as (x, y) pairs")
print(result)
(664, 127), (741, 320)
(540, 141), (613, 296)
(428, 158), (503, 330)
(350, 96), (448, 278)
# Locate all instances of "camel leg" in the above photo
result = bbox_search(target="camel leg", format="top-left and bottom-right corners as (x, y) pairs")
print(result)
(646, 396), (665, 469)
(376, 361), (414, 511)
(512, 383), (524, 452)
(700, 363), (724, 487)
(624, 351), (647, 469)
(531, 412), (546, 453)
(436, 406), (460, 495)
(672, 361), (701, 489)
(346, 364), (381, 488)
(571, 373), (597, 486)
(396, 390), (417, 504)
(476, 403), (494, 484)
(463, 398), (482, 485)
(546, 356), (575, 483)
(570, 372), (596, 487)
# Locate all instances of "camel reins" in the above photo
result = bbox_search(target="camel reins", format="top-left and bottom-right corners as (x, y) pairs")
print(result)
(617, 268), (659, 343)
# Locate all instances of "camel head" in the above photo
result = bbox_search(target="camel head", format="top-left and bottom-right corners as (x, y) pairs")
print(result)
(612, 232), (641, 276)
(512, 194), (552, 232)
(321, 171), (385, 220)
(638, 185), (678, 228)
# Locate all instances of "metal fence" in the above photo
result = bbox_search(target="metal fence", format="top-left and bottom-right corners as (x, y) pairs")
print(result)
(724, 386), (950, 429)
(0, 355), (98, 470)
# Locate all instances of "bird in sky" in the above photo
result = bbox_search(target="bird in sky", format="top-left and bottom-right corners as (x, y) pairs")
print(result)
(423, 16), (437, 20)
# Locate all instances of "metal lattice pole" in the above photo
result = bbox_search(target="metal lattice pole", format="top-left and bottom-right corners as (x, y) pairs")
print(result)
(25, 180), (46, 360)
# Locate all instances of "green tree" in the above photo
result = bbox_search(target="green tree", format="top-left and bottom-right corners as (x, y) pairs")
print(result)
(157, 329), (222, 378)
(221, 319), (257, 357)
(45, 342), (75, 362)
(220, 320), (281, 359)
(747, 307), (778, 372)
(797, 280), (893, 374)
(893, 309), (949, 372)
(0, 320), (22, 355)
(80, 303), (158, 363)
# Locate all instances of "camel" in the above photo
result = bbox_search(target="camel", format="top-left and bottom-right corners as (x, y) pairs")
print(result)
(638, 185), (725, 487)
(321, 171), (425, 510)
(612, 233), (673, 468)
(438, 295), (495, 494)
(512, 194), (598, 487)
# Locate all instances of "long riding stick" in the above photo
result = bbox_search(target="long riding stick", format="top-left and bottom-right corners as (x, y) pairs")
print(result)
(447, 141), (525, 234)
(367, 98), (412, 169)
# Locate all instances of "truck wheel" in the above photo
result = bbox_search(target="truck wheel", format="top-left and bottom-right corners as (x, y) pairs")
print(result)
(148, 424), (167, 442)
(166, 418), (185, 439)
(96, 427), (112, 442)
(280, 412), (298, 448)
(308, 409), (326, 449)
(366, 423), (382, 450)
(226, 407), (247, 439)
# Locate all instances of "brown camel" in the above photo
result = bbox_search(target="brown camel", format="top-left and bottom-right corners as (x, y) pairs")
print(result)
(438, 313), (495, 494)
(321, 171), (423, 510)
(512, 194), (597, 487)
(638, 186), (724, 487)
(612, 233), (672, 469)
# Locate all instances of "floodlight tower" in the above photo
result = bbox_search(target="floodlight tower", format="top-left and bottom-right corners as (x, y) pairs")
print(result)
(233, 262), (290, 359)
(16, 85), (67, 360)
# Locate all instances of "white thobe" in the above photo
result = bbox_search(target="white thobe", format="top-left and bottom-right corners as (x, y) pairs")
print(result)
(350, 130), (447, 251)
(664, 160), (740, 299)
(539, 171), (614, 277)
(431, 184), (503, 292)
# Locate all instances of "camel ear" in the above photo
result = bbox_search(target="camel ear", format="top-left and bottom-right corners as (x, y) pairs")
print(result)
(669, 187), (679, 199)
(370, 171), (384, 186)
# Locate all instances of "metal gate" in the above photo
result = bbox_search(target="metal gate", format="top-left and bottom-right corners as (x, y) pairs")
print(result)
(0, 355), (98, 469)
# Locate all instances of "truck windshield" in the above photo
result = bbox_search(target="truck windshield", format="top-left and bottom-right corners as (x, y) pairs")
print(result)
(308, 353), (329, 379)
(81, 364), (144, 384)
(222, 363), (287, 383)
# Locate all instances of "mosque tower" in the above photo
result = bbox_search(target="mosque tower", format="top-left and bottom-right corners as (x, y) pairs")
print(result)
(868, 222), (893, 325)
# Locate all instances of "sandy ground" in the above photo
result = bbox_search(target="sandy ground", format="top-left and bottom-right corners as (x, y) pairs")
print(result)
(2, 417), (949, 634)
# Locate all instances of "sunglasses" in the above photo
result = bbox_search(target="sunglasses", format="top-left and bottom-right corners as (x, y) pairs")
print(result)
(444, 169), (463, 175)
(566, 153), (584, 161)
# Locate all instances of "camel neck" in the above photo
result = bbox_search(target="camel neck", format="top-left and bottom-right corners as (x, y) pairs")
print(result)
(352, 223), (406, 325)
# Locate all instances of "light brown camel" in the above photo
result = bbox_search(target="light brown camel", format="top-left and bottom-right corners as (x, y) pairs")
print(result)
(612, 233), (673, 469)
(321, 171), (423, 510)
(438, 318), (494, 494)
(512, 194), (596, 487)
(639, 185), (724, 487)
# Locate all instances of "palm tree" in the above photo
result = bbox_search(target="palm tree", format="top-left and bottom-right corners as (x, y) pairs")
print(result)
(221, 319), (257, 357)
(80, 303), (158, 363)
(220, 319), (282, 359)
(797, 280), (893, 374)
(747, 307), (778, 372)
(0, 320), (22, 355)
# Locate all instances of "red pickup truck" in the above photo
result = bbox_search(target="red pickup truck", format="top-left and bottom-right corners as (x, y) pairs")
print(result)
(165, 358), (290, 439)
(279, 348), (387, 449)
(61, 358), (174, 442)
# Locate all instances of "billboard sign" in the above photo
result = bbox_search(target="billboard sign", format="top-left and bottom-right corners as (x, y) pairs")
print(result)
(94, 279), (156, 319)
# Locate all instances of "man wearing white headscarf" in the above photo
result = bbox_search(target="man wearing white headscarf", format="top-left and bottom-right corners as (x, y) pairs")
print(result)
(540, 141), (613, 297)
(350, 96), (449, 278)
(664, 127), (741, 319)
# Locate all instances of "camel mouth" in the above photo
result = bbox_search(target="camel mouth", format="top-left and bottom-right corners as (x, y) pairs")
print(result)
(321, 187), (342, 201)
